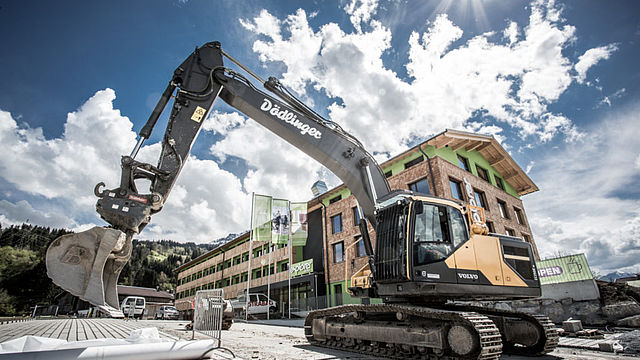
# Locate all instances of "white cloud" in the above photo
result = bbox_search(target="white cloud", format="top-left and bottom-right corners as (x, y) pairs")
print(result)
(575, 44), (618, 84)
(0, 89), (135, 207)
(0, 199), (78, 229)
(0, 90), (253, 243)
(344, 0), (379, 33)
(209, 118), (337, 201)
(238, 0), (614, 156)
(526, 104), (640, 273)
(202, 110), (246, 136)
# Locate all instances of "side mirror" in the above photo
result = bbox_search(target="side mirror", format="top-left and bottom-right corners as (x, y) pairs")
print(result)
(414, 200), (424, 215)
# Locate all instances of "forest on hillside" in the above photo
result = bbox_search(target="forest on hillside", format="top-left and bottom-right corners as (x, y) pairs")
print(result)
(0, 223), (214, 315)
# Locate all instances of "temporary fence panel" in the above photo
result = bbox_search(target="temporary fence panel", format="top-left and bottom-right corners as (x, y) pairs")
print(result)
(536, 253), (594, 285)
(193, 289), (224, 346)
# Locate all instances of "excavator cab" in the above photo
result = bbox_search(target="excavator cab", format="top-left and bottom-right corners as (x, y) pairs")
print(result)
(364, 194), (541, 301)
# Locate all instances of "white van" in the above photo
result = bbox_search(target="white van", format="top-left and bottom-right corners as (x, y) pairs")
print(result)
(231, 293), (276, 316)
(120, 296), (146, 319)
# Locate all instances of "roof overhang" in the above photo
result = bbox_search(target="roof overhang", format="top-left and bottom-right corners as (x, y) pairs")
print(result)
(426, 129), (538, 196)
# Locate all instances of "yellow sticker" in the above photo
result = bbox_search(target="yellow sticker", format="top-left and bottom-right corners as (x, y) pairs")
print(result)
(191, 106), (206, 123)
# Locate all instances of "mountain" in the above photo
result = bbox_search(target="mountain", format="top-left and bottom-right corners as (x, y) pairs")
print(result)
(600, 271), (637, 282)
(210, 232), (245, 247)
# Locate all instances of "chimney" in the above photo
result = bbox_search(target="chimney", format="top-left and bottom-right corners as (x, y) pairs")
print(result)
(311, 180), (328, 197)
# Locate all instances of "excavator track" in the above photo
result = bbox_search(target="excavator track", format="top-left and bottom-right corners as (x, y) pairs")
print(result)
(446, 305), (559, 356)
(305, 304), (502, 359)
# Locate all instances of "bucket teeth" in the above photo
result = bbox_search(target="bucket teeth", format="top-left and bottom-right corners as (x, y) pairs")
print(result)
(46, 227), (131, 316)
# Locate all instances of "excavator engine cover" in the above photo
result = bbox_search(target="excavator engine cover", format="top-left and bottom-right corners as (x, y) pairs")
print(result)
(46, 227), (132, 317)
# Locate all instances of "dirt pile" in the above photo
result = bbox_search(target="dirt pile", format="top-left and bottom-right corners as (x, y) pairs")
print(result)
(597, 281), (640, 305)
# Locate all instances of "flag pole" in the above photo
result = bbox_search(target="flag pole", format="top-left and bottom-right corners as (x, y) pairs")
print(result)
(288, 204), (292, 320)
(267, 233), (272, 320)
(245, 192), (255, 322)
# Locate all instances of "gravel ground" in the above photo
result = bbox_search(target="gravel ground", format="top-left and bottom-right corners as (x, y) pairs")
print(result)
(143, 320), (639, 360)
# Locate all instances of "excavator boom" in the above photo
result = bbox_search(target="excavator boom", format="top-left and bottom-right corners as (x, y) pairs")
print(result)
(46, 41), (389, 314)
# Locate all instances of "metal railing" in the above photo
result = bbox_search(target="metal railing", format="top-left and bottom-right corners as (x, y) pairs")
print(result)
(192, 289), (224, 347)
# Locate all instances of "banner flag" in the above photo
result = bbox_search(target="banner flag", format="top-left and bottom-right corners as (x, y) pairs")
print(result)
(290, 202), (308, 246)
(252, 194), (272, 242)
(271, 199), (290, 244)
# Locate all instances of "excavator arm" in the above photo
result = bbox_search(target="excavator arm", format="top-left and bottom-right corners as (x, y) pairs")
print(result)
(46, 41), (390, 312)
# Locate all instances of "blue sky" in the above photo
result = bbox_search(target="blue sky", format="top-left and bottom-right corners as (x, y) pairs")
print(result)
(0, 0), (638, 274)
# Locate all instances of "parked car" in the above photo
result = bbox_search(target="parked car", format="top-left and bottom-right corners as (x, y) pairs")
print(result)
(120, 296), (146, 319)
(155, 305), (179, 320)
(231, 293), (276, 317)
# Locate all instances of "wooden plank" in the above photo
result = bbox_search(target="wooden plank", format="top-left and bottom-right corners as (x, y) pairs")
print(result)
(84, 319), (103, 340)
(52, 319), (70, 339)
(67, 319), (77, 341)
(24, 320), (50, 337)
(76, 319), (87, 341)
(32, 320), (56, 337)
(43, 319), (65, 337)
(99, 319), (130, 339)
(60, 319), (72, 341)
(91, 319), (112, 339)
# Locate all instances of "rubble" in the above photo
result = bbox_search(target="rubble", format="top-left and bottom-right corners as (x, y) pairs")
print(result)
(614, 329), (640, 354)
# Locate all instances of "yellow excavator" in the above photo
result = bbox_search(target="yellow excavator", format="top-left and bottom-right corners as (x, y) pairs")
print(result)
(46, 41), (557, 359)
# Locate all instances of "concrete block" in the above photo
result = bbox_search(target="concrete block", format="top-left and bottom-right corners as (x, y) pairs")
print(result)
(616, 314), (640, 327)
(563, 319), (583, 333)
(599, 342), (615, 352)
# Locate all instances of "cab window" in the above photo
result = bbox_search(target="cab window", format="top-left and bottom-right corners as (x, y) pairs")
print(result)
(413, 204), (467, 266)
(448, 206), (468, 247)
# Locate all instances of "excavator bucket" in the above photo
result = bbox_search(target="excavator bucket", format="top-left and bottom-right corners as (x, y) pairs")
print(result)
(46, 227), (132, 317)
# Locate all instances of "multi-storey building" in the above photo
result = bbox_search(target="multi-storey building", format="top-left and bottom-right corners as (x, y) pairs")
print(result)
(175, 129), (539, 315)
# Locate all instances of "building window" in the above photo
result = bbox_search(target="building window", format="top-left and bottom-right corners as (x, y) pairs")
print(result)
(333, 242), (345, 263)
(279, 261), (289, 272)
(497, 199), (509, 219)
(486, 221), (495, 233)
(241, 252), (249, 262)
(331, 214), (343, 234)
(495, 176), (505, 190)
(505, 228), (516, 237)
(409, 178), (430, 195)
(476, 166), (489, 182)
(514, 207), (525, 225)
(522, 233), (531, 244)
(384, 170), (392, 178)
(209, 266), (215, 274)
(329, 195), (342, 204)
(449, 178), (464, 201)
(458, 155), (470, 171)
(473, 189), (487, 209)
(356, 236), (367, 257)
(352, 207), (361, 226)
(203, 268), (208, 276)
(241, 272), (248, 282)
(404, 156), (424, 169)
